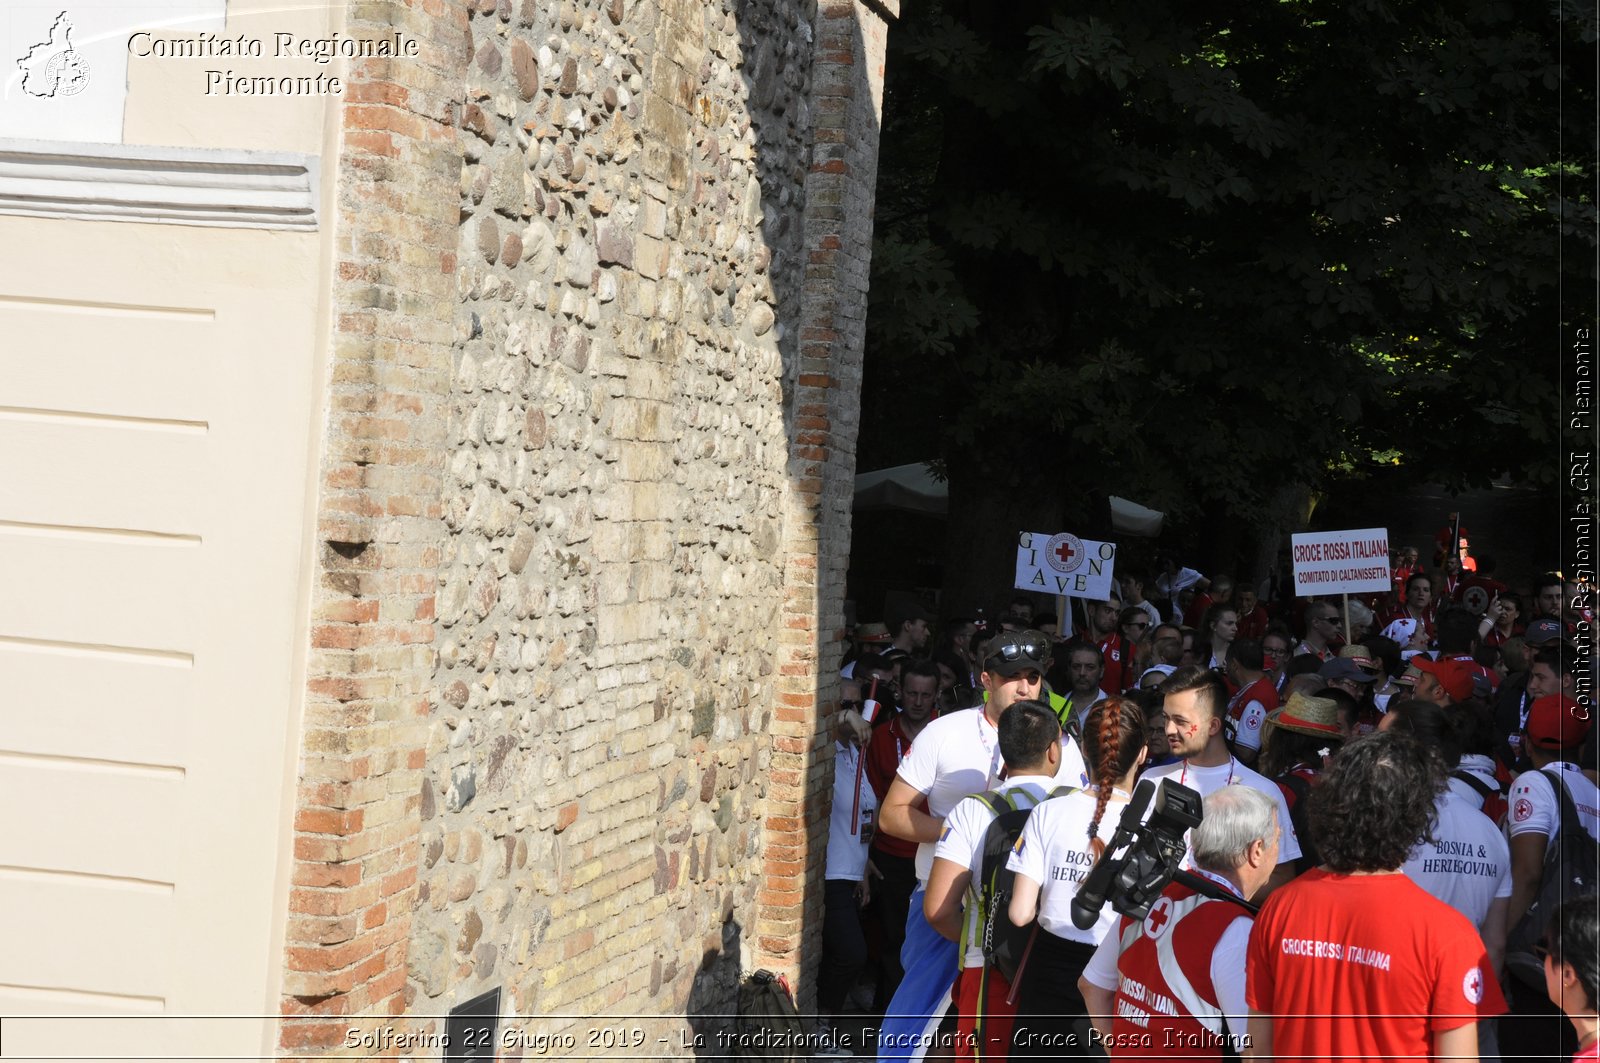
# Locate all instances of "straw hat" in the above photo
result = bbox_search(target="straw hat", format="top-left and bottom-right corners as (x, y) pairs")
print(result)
(1338, 644), (1379, 672)
(1266, 691), (1342, 738)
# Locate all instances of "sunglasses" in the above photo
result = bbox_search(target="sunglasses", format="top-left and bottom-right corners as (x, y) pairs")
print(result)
(840, 699), (862, 711)
(986, 634), (1049, 666)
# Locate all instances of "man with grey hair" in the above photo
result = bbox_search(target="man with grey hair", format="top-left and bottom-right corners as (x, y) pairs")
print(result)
(1078, 785), (1280, 1057)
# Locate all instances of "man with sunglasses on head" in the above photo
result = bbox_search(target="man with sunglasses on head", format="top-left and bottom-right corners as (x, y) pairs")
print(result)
(876, 630), (1088, 1063)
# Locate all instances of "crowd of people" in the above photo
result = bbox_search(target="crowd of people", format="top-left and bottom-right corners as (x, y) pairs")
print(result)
(816, 547), (1598, 1061)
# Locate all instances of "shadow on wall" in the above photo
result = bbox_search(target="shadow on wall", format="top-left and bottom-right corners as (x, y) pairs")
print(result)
(685, 917), (744, 1056)
(722, 0), (885, 1021)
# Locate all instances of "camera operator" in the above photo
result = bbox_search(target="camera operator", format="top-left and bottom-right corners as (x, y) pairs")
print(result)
(1142, 666), (1302, 896)
(1078, 785), (1280, 1058)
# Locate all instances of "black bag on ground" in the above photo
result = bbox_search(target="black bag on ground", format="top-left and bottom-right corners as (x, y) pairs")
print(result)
(975, 786), (1077, 984)
(1504, 769), (1599, 989)
(732, 968), (804, 1061)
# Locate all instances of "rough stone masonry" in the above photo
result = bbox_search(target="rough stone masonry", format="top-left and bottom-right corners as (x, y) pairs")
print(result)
(278, 0), (896, 1054)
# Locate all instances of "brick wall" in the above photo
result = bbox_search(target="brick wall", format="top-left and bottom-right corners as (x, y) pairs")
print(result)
(277, 0), (893, 1052)
(759, 0), (899, 1005)
(277, 0), (467, 1053)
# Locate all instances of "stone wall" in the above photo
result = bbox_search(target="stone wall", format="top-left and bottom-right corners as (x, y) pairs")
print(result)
(416, 0), (813, 1042)
(278, 0), (893, 1051)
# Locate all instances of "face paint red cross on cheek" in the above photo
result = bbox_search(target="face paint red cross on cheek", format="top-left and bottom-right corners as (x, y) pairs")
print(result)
(1187, 724), (1199, 738)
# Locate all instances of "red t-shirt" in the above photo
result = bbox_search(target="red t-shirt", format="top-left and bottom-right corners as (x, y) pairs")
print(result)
(1100, 632), (1138, 693)
(1185, 593), (1215, 629)
(1236, 606), (1270, 641)
(1456, 574), (1509, 611)
(1247, 869), (1506, 1061)
(864, 715), (919, 859)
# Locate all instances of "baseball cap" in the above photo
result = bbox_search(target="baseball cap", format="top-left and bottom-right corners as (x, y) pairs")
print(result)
(1525, 694), (1593, 751)
(855, 622), (892, 645)
(1319, 657), (1378, 684)
(980, 630), (1050, 677)
(1412, 656), (1476, 702)
(1524, 618), (1565, 646)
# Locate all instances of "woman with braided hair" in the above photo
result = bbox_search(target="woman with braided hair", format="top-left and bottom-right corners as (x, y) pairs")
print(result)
(1005, 697), (1148, 1058)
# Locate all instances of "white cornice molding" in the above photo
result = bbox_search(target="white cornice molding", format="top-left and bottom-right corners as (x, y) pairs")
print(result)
(0, 139), (319, 229)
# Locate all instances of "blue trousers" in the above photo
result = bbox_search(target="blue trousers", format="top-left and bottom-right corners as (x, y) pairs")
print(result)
(876, 886), (957, 1063)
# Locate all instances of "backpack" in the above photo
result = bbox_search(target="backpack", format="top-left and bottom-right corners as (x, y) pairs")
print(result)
(1451, 768), (1508, 825)
(1504, 770), (1600, 989)
(1276, 770), (1322, 869)
(732, 969), (804, 1061)
(973, 785), (1077, 984)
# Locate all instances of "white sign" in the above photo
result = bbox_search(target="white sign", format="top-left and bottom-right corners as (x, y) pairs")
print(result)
(1015, 530), (1118, 600)
(1291, 527), (1391, 596)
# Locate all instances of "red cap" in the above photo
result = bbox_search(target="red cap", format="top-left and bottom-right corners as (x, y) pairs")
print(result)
(1525, 695), (1593, 751)
(1413, 656), (1476, 703)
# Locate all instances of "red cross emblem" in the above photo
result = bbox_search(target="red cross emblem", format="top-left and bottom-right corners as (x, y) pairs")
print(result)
(1463, 967), (1484, 1004)
(1143, 897), (1173, 938)
(1045, 533), (1086, 574)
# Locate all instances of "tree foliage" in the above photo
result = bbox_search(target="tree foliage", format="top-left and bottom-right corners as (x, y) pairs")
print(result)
(861, 0), (1594, 574)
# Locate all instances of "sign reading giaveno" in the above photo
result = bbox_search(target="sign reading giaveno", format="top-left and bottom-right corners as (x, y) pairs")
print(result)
(1290, 527), (1391, 596)
(1015, 530), (1118, 599)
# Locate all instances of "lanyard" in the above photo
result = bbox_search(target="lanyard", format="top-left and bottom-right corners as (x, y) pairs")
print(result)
(1188, 866), (1244, 899)
(978, 711), (1001, 789)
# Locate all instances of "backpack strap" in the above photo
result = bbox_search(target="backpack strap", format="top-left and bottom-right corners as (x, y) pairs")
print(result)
(1452, 769), (1499, 802)
(1278, 771), (1312, 806)
(1541, 768), (1587, 838)
(971, 789), (1019, 818)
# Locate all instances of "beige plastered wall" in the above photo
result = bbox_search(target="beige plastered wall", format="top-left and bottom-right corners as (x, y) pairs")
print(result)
(1, 0), (342, 1057)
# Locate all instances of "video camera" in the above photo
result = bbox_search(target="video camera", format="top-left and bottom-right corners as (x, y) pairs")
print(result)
(1069, 778), (1256, 929)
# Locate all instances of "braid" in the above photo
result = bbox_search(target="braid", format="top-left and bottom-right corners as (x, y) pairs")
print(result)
(1088, 699), (1122, 843)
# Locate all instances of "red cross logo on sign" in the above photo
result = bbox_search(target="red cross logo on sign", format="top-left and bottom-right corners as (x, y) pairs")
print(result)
(1142, 897), (1173, 939)
(1045, 533), (1086, 574)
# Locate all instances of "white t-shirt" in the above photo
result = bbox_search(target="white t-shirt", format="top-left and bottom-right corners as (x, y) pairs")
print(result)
(1508, 763), (1600, 857)
(1006, 787), (1127, 944)
(1156, 567), (1205, 598)
(1401, 790), (1511, 929)
(1139, 756), (1304, 864)
(933, 776), (1056, 968)
(826, 742), (876, 881)
(1080, 870), (1252, 1044)
(896, 707), (1088, 882)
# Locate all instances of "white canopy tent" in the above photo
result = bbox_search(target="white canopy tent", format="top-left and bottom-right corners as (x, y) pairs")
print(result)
(852, 462), (1166, 537)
